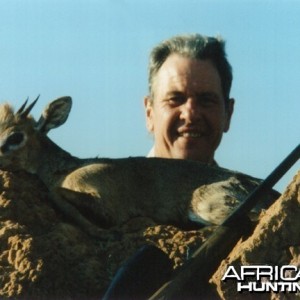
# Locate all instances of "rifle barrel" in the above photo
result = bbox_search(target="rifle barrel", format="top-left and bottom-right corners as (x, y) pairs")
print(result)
(149, 143), (300, 300)
(224, 143), (300, 226)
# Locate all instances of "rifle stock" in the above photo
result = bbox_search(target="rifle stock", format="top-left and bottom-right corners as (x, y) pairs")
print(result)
(149, 144), (300, 300)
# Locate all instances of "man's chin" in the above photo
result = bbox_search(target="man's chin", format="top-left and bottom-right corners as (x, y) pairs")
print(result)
(172, 139), (214, 161)
(172, 149), (213, 163)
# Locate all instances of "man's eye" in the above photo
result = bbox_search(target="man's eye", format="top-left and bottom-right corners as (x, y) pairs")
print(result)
(167, 96), (185, 105)
(199, 96), (218, 107)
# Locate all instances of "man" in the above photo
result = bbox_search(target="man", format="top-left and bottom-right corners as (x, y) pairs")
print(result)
(145, 34), (234, 164)
(104, 34), (280, 299)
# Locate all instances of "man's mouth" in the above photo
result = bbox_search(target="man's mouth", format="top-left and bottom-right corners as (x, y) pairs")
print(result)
(178, 126), (205, 138)
(178, 132), (203, 138)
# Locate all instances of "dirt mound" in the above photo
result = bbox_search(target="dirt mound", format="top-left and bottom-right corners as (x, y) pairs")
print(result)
(212, 170), (300, 299)
(0, 169), (299, 299)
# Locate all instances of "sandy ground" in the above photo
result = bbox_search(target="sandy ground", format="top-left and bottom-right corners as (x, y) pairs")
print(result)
(0, 169), (299, 299)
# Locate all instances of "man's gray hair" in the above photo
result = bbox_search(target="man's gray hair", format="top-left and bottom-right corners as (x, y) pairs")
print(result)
(148, 34), (233, 102)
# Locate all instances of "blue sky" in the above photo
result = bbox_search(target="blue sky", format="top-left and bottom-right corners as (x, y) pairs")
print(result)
(0, 0), (299, 192)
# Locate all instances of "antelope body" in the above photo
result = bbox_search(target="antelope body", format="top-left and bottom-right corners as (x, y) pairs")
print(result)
(0, 97), (277, 238)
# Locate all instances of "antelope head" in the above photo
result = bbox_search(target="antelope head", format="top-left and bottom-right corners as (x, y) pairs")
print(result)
(0, 96), (72, 172)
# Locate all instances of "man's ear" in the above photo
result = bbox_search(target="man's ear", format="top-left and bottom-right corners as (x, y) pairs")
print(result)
(224, 98), (234, 133)
(144, 96), (154, 133)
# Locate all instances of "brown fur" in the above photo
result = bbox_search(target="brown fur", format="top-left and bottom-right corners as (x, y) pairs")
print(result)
(0, 97), (279, 239)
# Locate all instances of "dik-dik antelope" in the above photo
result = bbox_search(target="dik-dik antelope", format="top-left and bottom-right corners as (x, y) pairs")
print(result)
(0, 96), (278, 238)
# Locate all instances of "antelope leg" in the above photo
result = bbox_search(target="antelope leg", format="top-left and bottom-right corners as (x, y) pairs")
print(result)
(49, 187), (114, 240)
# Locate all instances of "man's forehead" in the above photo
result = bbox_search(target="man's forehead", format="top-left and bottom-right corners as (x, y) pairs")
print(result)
(153, 54), (223, 95)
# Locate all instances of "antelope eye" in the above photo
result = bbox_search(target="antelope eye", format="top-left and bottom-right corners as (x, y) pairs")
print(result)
(0, 132), (25, 154)
(7, 132), (24, 146)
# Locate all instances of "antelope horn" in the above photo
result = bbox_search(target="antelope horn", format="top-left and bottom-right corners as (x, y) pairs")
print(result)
(19, 95), (40, 117)
(16, 97), (29, 114)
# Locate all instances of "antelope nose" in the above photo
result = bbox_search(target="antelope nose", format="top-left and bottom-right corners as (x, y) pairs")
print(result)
(0, 144), (9, 154)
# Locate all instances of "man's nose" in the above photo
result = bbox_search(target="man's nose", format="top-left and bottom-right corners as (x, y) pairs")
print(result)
(180, 98), (201, 122)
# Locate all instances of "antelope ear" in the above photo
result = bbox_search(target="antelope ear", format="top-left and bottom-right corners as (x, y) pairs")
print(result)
(36, 96), (72, 134)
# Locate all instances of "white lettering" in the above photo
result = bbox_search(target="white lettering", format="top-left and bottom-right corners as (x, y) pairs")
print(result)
(278, 282), (293, 292)
(237, 281), (252, 292)
(223, 265), (300, 293)
(256, 266), (273, 281)
(240, 266), (256, 280)
(264, 281), (279, 292)
(274, 265), (279, 281)
(296, 269), (300, 281)
(280, 265), (297, 281)
(251, 282), (265, 292)
(221, 265), (241, 281)
(237, 282), (300, 292)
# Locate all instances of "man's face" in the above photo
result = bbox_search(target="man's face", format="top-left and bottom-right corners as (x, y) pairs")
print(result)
(145, 54), (234, 163)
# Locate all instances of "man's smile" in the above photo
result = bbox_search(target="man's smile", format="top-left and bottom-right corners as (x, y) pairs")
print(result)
(179, 132), (203, 138)
(177, 126), (205, 139)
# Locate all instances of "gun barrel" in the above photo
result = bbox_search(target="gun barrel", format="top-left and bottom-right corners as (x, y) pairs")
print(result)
(150, 143), (300, 300)
(224, 143), (300, 226)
